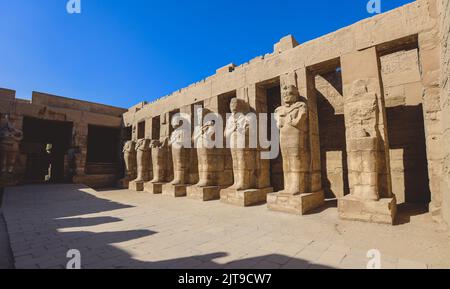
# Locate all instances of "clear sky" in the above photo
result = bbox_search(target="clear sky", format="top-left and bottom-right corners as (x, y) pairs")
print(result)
(0, 0), (414, 108)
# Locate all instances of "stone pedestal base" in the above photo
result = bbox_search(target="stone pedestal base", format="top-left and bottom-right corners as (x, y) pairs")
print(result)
(162, 183), (188, 197)
(128, 180), (145, 192)
(220, 187), (273, 207)
(267, 191), (325, 215)
(144, 182), (164, 194)
(338, 195), (397, 225)
(117, 177), (134, 189)
(187, 186), (221, 201)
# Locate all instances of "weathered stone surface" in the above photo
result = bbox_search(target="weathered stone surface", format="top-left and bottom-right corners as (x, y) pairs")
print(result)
(267, 191), (325, 215)
(221, 187), (272, 207)
(440, 0), (450, 229)
(187, 185), (221, 201)
(338, 195), (397, 225)
(162, 183), (187, 198)
(0, 115), (23, 187)
(144, 182), (163, 194)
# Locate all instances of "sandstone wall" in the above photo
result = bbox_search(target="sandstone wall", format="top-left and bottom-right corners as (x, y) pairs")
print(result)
(0, 90), (125, 188)
(441, 0), (450, 228)
(123, 0), (446, 218)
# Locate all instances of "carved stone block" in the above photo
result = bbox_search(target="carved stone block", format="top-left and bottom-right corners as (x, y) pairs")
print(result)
(187, 185), (221, 201)
(267, 191), (325, 215)
(220, 187), (273, 207)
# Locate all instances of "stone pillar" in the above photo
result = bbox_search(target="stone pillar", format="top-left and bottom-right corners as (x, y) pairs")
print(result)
(267, 70), (324, 215)
(418, 15), (444, 221)
(145, 138), (170, 194)
(441, 0), (450, 230)
(220, 93), (273, 207)
(187, 98), (231, 201)
(162, 105), (192, 197)
(129, 138), (151, 191)
(0, 114), (23, 187)
(338, 47), (397, 225)
(117, 140), (137, 188)
(72, 122), (88, 186)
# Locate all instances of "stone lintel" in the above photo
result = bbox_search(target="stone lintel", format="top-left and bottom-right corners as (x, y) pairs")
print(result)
(338, 195), (397, 225)
(187, 186), (221, 201)
(267, 191), (325, 215)
(220, 187), (273, 207)
(162, 183), (188, 197)
(144, 182), (165, 194)
(129, 180), (145, 192)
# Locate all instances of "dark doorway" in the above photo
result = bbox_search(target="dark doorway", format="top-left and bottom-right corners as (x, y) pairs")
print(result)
(137, 121), (145, 140)
(387, 105), (431, 204)
(315, 69), (350, 199)
(152, 116), (160, 140)
(259, 79), (284, 193)
(22, 117), (73, 183)
(87, 125), (121, 164)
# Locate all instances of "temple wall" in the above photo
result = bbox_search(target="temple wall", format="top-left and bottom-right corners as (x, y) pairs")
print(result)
(0, 90), (126, 188)
(123, 0), (438, 125)
(441, 0), (450, 228)
(122, 0), (445, 220)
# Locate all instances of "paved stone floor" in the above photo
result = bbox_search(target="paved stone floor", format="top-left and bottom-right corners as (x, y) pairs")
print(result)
(2, 184), (450, 269)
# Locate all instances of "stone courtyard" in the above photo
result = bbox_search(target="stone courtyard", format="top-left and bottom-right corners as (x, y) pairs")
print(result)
(1, 184), (449, 269)
(1, 0), (450, 270)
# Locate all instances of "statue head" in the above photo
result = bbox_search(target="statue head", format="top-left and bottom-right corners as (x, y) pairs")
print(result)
(229, 98), (249, 114)
(124, 140), (135, 150)
(171, 114), (185, 130)
(282, 85), (300, 105)
(46, 143), (53, 154)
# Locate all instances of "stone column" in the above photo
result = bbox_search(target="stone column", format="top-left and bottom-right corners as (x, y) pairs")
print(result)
(220, 94), (273, 207)
(220, 84), (272, 207)
(418, 18), (444, 221)
(129, 138), (151, 191)
(72, 122), (88, 185)
(267, 70), (324, 215)
(162, 105), (192, 197)
(338, 47), (397, 225)
(187, 98), (231, 201)
(0, 114), (23, 187)
(117, 140), (137, 188)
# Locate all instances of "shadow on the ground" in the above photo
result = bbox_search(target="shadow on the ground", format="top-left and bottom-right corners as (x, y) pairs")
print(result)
(3, 185), (336, 269)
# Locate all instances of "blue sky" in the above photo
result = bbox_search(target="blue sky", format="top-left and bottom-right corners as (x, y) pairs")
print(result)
(0, 0), (414, 108)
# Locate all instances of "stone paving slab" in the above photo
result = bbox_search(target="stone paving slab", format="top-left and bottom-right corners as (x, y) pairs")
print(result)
(2, 184), (450, 269)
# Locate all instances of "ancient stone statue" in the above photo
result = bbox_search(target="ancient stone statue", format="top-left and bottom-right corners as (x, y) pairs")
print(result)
(123, 141), (137, 179)
(150, 138), (169, 183)
(169, 118), (189, 185)
(0, 114), (23, 179)
(275, 85), (310, 195)
(193, 120), (217, 187)
(134, 139), (151, 182)
(224, 98), (256, 190)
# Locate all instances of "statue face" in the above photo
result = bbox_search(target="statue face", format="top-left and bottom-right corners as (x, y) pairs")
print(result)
(282, 85), (299, 105)
(230, 98), (239, 113)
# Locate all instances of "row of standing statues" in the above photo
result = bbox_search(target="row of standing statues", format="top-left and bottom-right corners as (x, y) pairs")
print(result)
(121, 85), (321, 210)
